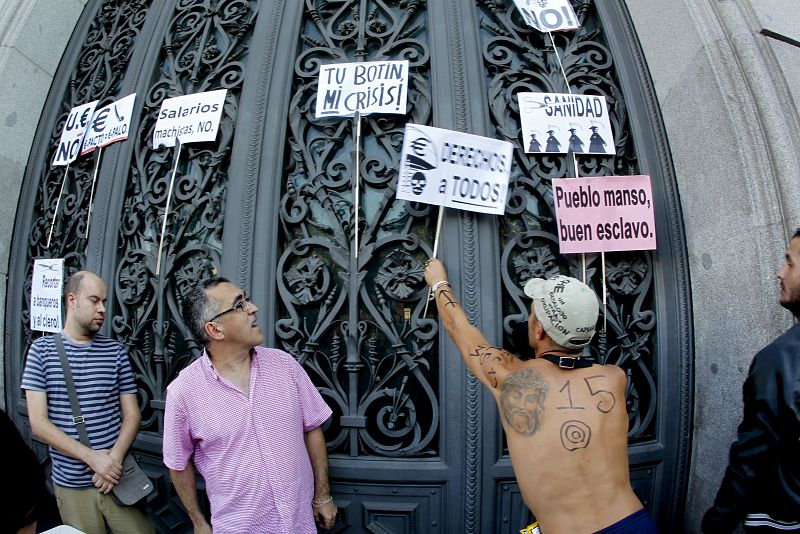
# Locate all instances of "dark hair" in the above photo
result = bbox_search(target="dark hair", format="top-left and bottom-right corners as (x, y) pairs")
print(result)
(793, 228), (800, 240)
(182, 276), (230, 346)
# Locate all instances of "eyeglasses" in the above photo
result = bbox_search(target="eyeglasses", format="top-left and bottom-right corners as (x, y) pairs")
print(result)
(207, 296), (252, 323)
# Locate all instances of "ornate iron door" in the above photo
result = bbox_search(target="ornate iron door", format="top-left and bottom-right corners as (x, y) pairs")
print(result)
(6, 1), (690, 532)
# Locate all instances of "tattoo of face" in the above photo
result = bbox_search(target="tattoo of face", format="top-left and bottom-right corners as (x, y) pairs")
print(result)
(560, 420), (592, 451)
(499, 369), (549, 436)
(437, 288), (457, 308)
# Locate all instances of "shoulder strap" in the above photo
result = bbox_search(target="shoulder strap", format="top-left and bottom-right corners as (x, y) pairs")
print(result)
(53, 334), (91, 447)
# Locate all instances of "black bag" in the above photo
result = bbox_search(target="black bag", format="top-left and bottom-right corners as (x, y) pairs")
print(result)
(111, 453), (153, 505)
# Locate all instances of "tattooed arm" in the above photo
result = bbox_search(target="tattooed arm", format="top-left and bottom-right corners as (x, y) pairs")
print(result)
(424, 258), (518, 391)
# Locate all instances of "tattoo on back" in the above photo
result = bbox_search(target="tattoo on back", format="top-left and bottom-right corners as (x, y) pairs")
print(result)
(499, 369), (549, 436)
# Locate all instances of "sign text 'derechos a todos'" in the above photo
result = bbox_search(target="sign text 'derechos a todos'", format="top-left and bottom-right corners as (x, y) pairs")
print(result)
(396, 124), (513, 216)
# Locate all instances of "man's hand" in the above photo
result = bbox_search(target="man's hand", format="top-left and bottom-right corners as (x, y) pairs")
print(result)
(192, 521), (213, 534)
(91, 472), (115, 494)
(424, 258), (448, 287)
(313, 498), (337, 530)
(85, 449), (122, 484)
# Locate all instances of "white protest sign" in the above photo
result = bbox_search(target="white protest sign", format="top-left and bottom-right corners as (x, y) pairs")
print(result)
(81, 93), (137, 154)
(315, 60), (409, 118)
(518, 92), (614, 155)
(30, 258), (64, 333)
(397, 124), (513, 216)
(152, 89), (227, 148)
(553, 175), (657, 253)
(512, 0), (579, 32)
(52, 101), (99, 166)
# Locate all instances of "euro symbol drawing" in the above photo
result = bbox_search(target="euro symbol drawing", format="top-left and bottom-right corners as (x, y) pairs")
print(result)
(80, 108), (91, 128)
(410, 138), (428, 156)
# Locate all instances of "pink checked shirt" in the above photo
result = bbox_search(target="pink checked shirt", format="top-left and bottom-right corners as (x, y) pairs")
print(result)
(163, 347), (332, 533)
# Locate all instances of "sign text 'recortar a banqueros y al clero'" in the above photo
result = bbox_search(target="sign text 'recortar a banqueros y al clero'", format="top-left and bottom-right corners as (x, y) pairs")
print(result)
(152, 89), (227, 148)
(396, 124), (513, 216)
(553, 175), (657, 254)
(315, 60), (409, 118)
(30, 258), (64, 333)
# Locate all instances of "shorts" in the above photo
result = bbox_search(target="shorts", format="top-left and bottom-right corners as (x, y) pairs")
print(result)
(594, 508), (658, 534)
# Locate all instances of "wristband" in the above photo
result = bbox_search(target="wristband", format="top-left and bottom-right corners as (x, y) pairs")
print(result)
(429, 280), (450, 300)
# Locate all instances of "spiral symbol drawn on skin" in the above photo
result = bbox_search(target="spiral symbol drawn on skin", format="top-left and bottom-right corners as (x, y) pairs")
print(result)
(561, 420), (591, 451)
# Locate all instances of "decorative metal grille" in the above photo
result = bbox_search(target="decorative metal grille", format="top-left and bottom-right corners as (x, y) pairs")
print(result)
(7, 0), (691, 530)
(111, 0), (259, 433)
(17, 0), (152, 352)
(478, 0), (657, 440)
(276, 0), (439, 457)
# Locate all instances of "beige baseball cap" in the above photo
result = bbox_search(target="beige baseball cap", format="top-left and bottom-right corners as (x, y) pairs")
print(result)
(523, 275), (599, 350)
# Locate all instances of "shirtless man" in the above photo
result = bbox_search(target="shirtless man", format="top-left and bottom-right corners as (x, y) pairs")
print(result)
(425, 258), (657, 533)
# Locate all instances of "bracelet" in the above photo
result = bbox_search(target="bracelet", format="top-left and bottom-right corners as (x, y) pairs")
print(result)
(312, 496), (334, 507)
(429, 280), (450, 300)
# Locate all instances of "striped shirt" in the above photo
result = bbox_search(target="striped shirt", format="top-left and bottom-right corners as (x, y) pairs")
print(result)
(21, 334), (137, 488)
(163, 347), (332, 534)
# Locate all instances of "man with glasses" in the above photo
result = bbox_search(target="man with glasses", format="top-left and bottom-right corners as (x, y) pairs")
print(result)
(163, 277), (337, 533)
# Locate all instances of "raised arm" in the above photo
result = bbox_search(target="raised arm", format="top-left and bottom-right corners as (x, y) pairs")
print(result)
(424, 258), (519, 393)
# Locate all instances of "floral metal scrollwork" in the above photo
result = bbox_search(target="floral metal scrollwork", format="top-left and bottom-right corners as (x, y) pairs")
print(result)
(276, 0), (439, 457)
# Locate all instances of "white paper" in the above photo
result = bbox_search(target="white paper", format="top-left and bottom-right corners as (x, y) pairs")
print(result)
(152, 89), (227, 148)
(315, 60), (409, 118)
(81, 93), (137, 154)
(512, 0), (580, 32)
(397, 124), (513, 216)
(517, 92), (614, 155)
(52, 101), (99, 166)
(30, 258), (64, 333)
